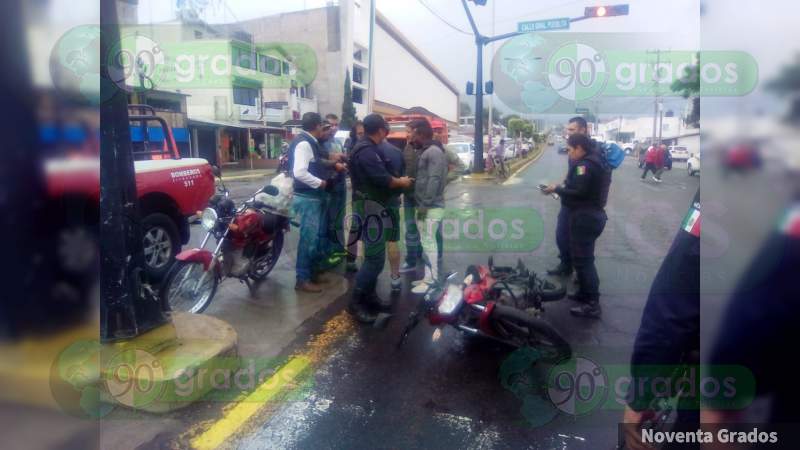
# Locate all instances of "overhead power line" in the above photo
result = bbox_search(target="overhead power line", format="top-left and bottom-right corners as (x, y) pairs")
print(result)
(416, 0), (472, 35)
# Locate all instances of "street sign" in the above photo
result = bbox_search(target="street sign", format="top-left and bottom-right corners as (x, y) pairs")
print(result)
(576, 108), (590, 114)
(517, 17), (570, 32)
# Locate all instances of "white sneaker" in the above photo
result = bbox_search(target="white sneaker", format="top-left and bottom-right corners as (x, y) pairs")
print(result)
(391, 276), (401, 292)
(411, 277), (433, 287)
(399, 262), (416, 273)
(411, 282), (431, 294)
(652, 176), (662, 182)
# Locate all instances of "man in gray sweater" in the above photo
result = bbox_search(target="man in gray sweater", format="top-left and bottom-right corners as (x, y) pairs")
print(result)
(408, 119), (448, 294)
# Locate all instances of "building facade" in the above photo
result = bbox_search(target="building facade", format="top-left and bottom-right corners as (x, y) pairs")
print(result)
(235, 1), (459, 128)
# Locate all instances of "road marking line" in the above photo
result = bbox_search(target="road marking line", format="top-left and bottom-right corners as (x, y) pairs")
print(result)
(503, 146), (546, 186)
(187, 312), (354, 450)
(190, 357), (311, 450)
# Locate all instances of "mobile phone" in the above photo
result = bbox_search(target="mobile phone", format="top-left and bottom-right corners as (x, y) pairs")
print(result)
(538, 183), (548, 191)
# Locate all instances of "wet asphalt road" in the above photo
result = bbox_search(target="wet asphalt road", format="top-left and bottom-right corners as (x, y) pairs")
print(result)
(220, 146), (700, 450)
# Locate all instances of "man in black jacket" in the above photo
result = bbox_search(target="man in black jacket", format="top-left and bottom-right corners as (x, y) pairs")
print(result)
(348, 114), (413, 323)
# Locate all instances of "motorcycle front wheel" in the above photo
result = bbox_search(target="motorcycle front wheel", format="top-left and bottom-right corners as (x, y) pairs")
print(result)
(249, 232), (284, 281)
(160, 261), (218, 314)
(491, 304), (571, 363)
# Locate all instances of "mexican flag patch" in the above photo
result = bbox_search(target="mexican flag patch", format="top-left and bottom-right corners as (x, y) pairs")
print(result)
(779, 204), (800, 238)
(681, 203), (701, 237)
(576, 165), (586, 176)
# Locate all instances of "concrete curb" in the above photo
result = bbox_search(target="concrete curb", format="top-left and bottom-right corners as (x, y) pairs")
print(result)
(461, 145), (546, 184)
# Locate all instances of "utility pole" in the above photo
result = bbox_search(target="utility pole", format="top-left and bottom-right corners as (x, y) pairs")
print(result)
(487, 0), (495, 150)
(101, 0), (169, 341)
(647, 49), (669, 146)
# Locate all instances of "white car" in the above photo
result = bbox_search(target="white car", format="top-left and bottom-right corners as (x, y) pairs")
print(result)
(687, 152), (700, 176)
(445, 142), (474, 172)
(669, 145), (690, 161)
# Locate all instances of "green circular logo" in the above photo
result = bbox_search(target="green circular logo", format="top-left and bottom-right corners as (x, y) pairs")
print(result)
(104, 348), (167, 409)
(546, 356), (608, 416)
(547, 42), (609, 101)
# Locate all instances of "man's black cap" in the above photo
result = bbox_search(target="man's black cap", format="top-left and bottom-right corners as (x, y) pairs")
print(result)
(363, 113), (388, 135)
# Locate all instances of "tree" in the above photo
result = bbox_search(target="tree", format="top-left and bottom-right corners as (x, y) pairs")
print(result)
(671, 53), (700, 128)
(341, 70), (357, 130)
(460, 101), (472, 117)
(501, 114), (521, 128)
(766, 53), (800, 124)
(508, 118), (533, 139)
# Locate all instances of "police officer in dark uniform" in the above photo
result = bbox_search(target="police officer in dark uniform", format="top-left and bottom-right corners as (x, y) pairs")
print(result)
(348, 114), (413, 323)
(543, 133), (610, 318)
(622, 190), (699, 450)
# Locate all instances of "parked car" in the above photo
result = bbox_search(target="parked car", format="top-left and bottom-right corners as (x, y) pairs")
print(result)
(45, 105), (216, 281)
(446, 142), (474, 173)
(668, 145), (690, 161)
(504, 144), (516, 161)
(687, 152), (700, 176)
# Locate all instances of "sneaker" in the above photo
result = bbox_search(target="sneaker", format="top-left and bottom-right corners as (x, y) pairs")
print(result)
(411, 282), (432, 294)
(391, 275), (401, 292)
(570, 302), (601, 318)
(371, 293), (393, 309)
(411, 277), (433, 287)
(546, 264), (573, 277)
(652, 176), (661, 182)
(295, 281), (323, 293)
(399, 262), (417, 273)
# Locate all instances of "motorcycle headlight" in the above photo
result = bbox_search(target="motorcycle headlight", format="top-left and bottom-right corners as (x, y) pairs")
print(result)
(437, 284), (464, 316)
(201, 207), (218, 231)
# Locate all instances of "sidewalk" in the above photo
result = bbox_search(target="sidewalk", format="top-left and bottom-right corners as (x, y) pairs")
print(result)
(219, 167), (278, 181)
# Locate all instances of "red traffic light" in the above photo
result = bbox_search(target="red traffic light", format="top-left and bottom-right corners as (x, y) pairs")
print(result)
(585, 4), (629, 17)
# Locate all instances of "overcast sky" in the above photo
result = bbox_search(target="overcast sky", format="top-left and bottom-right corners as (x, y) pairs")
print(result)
(128, 0), (799, 119)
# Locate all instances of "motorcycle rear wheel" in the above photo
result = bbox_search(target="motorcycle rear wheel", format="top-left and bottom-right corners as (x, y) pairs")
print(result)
(491, 304), (571, 363)
(160, 261), (218, 314)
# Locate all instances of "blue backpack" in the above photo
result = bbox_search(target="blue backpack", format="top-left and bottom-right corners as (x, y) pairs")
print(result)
(600, 142), (625, 169)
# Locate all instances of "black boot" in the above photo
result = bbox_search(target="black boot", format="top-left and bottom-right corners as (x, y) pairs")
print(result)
(547, 263), (573, 276)
(348, 289), (378, 324)
(570, 301), (601, 318)
(370, 292), (393, 311)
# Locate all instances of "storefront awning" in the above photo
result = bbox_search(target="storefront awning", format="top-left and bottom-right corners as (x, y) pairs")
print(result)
(188, 118), (284, 132)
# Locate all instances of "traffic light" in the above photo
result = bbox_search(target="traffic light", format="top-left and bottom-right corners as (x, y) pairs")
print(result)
(471, 0), (488, 5)
(466, 81), (474, 95)
(485, 81), (494, 95)
(584, 4), (629, 17)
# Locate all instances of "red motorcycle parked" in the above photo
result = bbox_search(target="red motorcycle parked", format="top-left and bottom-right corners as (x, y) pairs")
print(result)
(160, 169), (291, 313)
(398, 264), (571, 362)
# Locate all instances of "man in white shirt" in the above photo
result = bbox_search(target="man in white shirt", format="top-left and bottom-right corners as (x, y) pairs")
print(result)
(289, 112), (344, 293)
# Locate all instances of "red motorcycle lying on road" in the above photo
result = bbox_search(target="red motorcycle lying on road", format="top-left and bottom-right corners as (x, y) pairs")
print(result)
(160, 169), (292, 313)
(398, 260), (571, 362)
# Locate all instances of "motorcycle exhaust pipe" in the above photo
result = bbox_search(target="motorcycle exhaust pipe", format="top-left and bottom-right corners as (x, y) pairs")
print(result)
(454, 323), (512, 347)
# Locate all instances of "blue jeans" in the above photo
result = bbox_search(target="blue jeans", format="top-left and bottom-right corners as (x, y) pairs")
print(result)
(292, 193), (323, 283)
(403, 203), (422, 265)
(324, 188), (347, 257)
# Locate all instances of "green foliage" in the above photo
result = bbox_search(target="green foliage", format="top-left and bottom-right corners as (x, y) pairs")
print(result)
(341, 70), (357, 130)
(508, 118), (534, 139)
(766, 54), (800, 123)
